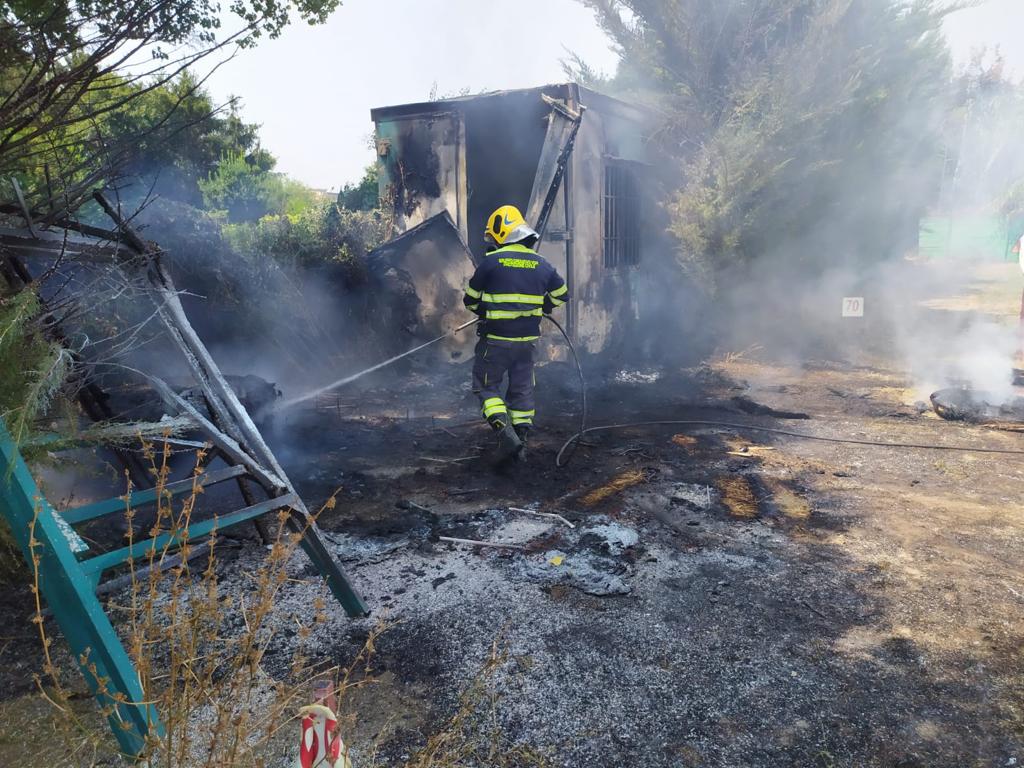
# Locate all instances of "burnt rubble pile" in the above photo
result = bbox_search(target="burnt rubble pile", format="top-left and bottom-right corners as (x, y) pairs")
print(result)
(930, 386), (1024, 424)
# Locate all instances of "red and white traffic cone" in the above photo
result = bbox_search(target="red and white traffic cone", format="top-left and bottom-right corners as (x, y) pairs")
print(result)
(297, 681), (351, 768)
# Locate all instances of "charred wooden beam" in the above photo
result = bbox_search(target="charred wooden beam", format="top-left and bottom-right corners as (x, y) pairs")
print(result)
(92, 192), (367, 616)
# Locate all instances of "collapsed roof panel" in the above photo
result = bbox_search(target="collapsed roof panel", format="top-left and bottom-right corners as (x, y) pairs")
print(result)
(365, 210), (477, 362)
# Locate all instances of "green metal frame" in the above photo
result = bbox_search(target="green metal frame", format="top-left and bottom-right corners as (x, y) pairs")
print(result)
(0, 420), (368, 757)
(0, 421), (160, 755)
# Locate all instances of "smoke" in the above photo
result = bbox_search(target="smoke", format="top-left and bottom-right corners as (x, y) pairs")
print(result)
(59, 2), (1024, 423)
(48, 195), (393, 412)
(600, 1), (1024, 410)
(703, 249), (1022, 407)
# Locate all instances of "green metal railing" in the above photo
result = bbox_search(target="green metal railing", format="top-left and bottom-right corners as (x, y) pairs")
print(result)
(0, 419), (366, 757)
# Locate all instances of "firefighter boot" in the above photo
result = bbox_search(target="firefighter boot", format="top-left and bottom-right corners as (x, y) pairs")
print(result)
(513, 424), (530, 462)
(494, 423), (523, 464)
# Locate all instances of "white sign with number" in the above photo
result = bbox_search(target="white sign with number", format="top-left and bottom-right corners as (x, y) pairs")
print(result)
(842, 297), (864, 317)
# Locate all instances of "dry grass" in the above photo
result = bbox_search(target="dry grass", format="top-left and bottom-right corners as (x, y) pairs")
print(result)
(22, 438), (375, 767)
(579, 469), (648, 507)
(670, 434), (698, 451)
(764, 479), (811, 521)
(710, 344), (764, 366)
(716, 477), (758, 519)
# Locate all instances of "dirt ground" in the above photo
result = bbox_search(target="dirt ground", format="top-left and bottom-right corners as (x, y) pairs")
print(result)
(2, 259), (1024, 766)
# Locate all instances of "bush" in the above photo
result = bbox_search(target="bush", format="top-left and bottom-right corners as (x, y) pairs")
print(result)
(223, 203), (388, 272)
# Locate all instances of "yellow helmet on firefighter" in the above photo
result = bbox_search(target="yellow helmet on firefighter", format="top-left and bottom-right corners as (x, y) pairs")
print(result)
(485, 204), (538, 246)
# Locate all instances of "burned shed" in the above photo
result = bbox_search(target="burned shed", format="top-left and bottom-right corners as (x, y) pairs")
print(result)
(369, 83), (664, 357)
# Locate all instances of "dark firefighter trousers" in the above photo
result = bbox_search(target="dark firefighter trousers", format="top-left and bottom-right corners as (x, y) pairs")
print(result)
(472, 338), (535, 429)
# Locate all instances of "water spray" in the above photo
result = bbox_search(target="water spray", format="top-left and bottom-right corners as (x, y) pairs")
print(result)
(277, 318), (481, 410)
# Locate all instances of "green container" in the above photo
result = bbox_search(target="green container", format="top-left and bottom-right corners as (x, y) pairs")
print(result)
(919, 216), (1017, 262)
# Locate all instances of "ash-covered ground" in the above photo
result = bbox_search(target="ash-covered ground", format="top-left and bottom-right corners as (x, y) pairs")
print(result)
(207, 347), (1024, 768)
(3, 263), (1024, 767)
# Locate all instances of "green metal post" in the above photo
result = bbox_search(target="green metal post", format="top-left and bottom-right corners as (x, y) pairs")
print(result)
(0, 421), (162, 756)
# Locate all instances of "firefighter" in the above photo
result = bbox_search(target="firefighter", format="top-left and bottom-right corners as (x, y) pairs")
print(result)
(463, 205), (569, 462)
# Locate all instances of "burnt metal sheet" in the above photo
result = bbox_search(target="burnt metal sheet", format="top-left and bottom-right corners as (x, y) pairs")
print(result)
(366, 210), (477, 361)
(375, 110), (466, 237)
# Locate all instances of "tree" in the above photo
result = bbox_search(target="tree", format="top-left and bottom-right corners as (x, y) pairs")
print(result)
(583, 0), (955, 275)
(76, 71), (269, 207)
(197, 150), (274, 222)
(940, 50), (1024, 214)
(338, 164), (380, 212)
(0, 0), (341, 215)
(200, 151), (325, 222)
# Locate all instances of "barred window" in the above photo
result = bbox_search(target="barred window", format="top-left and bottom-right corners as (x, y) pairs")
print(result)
(602, 161), (641, 268)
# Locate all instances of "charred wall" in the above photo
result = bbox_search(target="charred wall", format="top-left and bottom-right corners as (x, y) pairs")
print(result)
(461, 88), (562, 262)
(569, 92), (661, 358)
(375, 111), (467, 237)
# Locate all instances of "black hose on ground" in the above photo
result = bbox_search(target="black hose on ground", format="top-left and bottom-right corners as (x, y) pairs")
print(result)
(555, 418), (1024, 467)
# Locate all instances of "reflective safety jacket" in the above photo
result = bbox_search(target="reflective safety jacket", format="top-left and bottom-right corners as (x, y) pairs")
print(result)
(463, 243), (569, 342)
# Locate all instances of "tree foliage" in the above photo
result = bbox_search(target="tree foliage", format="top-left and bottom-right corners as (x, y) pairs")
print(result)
(940, 50), (1024, 216)
(0, 289), (69, 446)
(104, 72), (270, 207)
(0, 0), (340, 214)
(338, 163), (379, 212)
(584, 0), (955, 275)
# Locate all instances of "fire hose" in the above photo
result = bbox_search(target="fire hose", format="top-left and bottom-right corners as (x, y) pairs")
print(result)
(279, 314), (585, 412)
(554, 419), (1024, 467)
(278, 318), (483, 410)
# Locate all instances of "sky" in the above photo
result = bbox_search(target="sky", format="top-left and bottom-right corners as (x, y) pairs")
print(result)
(943, 0), (1024, 78)
(203, 0), (1024, 191)
(204, 0), (620, 191)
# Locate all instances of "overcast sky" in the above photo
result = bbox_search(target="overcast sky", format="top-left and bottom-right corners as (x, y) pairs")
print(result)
(203, 0), (1024, 191)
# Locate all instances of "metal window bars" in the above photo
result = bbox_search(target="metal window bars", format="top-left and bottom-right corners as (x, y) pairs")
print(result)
(602, 161), (641, 269)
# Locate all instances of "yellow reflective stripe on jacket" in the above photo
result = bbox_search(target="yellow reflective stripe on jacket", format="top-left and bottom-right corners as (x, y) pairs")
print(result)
(467, 302), (480, 311)
(465, 286), (482, 299)
(484, 308), (543, 320)
(481, 293), (545, 304)
(486, 333), (539, 342)
(549, 284), (568, 298)
(549, 296), (566, 307)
